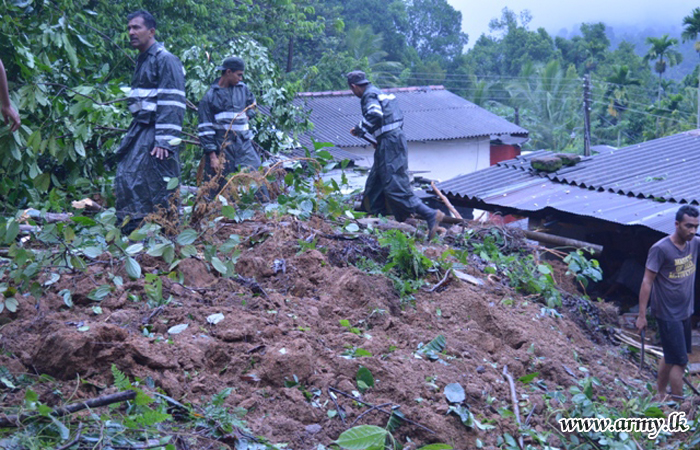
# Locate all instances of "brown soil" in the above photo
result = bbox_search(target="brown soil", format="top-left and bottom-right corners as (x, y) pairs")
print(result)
(0, 216), (644, 449)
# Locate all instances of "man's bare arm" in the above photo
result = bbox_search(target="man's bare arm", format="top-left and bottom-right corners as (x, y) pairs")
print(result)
(0, 58), (20, 133)
(637, 267), (657, 332)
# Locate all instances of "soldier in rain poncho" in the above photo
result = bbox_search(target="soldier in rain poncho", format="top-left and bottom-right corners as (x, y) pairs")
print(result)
(115, 10), (185, 232)
(197, 57), (260, 197)
(346, 70), (443, 239)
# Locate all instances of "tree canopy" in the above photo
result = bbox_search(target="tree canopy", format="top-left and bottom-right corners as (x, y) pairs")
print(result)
(2, 1), (700, 211)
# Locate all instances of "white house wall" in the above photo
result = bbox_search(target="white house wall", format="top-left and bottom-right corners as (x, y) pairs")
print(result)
(340, 137), (491, 182)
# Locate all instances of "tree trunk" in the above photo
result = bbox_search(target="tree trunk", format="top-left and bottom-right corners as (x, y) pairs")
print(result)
(286, 37), (294, 73)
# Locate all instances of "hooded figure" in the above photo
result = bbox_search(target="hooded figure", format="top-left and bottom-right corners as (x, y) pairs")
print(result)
(197, 57), (259, 195)
(116, 10), (185, 231)
(347, 70), (443, 239)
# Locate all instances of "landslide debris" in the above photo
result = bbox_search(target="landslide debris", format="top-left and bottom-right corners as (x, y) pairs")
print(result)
(0, 216), (641, 449)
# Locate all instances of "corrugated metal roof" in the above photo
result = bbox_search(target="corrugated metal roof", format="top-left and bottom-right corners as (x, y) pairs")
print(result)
(281, 146), (363, 162)
(295, 86), (528, 148)
(437, 131), (700, 235)
(547, 131), (700, 203)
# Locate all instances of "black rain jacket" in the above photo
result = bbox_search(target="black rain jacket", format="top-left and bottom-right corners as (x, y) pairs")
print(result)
(115, 42), (185, 222)
(197, 80), (259, 176)
(354, 84), (421, 222)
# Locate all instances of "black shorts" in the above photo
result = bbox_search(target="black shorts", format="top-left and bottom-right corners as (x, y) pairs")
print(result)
(657, 317), (692, 366)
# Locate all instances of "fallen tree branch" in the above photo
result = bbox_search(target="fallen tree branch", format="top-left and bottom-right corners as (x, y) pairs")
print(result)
(0, 390), (136, 427)
(327, 387), (346, 425)
(19, 209), (72, 224)
(38, 82), (127, 106)
(684, 377), (700, 396)
(502, 366), (524, 450)
(351, 402), (393, 426)
(329, 387), (435, 434)
(431, 181), (462, 219)
(428, 269), (451, 293)
(357, 218), (418, 235)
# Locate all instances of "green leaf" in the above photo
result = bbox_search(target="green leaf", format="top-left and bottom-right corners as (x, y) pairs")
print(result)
(177, 229), (197, 245)
(356, 366), (374, 391)
(644, 406), (665, 418)
(1, 377), (16, 389)
(74, 140), (86, 158)
(71, 216), (96, 226)
(419, 334), (446, 355)
(25, 387), (38, 405)
(221, 205), (237, 219)
(537, 264), (551, 275)
(335, 425), (387, 450)
(82, 246), (102, 259)
(49, 415), (70, 440)
(147, 243), (170, 257)
(211, 257), (228, 275)
(59, 289), (73, 308)
(62, 35), (78, 67)
(180, 245), (197, 257)
(517, 372), (540, 384)
(43, 273), (60, 286)
(125, 243), (144, 256)
(444, 383), (465, 404)
(125, 256), (141, 279)
(33, 173), (51, 193)
(5, 220), (19, 243)
(129, 228), (149, 241)
(354, 348), (372, 357)
(88, 284), (111, 301)
(76, 34), (95, 47)
(5, 298), (18, 313)
(166, 177), (179, 190)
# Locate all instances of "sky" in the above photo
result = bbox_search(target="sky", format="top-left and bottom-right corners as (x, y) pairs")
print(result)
(448, 0), (696, 48)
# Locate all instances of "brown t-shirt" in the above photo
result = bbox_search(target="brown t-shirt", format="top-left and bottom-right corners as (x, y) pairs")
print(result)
(647, 236), (700, 321)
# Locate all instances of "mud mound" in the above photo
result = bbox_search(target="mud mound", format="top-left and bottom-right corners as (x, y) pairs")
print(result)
(0, 217), (640, 449)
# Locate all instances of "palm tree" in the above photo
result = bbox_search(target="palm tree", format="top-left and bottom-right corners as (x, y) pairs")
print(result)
(682, 7), (700, 127)
(682, 8), (700, 51)
(506, 60), (580, 151)
(605, 65), (641, 146)
(344, 25), (403, 87)
(644, 35), (683, 100)
(467, 75), (494, 107)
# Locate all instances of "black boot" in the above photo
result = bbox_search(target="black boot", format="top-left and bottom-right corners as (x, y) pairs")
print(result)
(415, 203), (444, 240)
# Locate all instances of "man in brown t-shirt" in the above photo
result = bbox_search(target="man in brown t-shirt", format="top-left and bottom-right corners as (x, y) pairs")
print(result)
(637, 205), (700, 399)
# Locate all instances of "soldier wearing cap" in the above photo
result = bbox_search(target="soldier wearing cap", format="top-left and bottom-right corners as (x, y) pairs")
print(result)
(197, 56), (259, 195)
(347, 70), (443, 239)
(115, 10), (186, 233)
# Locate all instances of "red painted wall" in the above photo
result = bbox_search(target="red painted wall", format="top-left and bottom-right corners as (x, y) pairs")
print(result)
(490, 144), (520, 166)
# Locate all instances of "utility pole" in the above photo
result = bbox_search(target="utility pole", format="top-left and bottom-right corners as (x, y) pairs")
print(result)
(583, 74), (591, 156)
